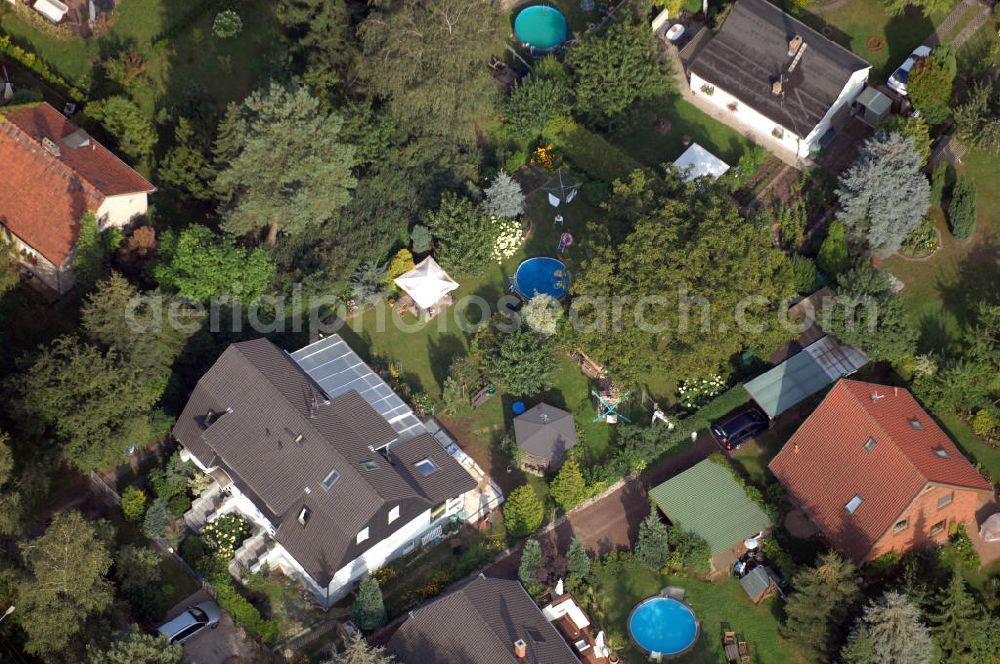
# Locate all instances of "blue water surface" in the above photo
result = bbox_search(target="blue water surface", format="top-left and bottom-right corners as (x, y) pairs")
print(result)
(628, 597), (699, 656)
(513, 5), (568, 51)
(513, 257), (569, 299)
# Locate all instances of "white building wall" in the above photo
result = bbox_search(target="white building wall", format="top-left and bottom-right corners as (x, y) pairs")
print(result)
(689, 72), (805, 156)
(95, 192), (149, 229)
(803, 67), (871, 148)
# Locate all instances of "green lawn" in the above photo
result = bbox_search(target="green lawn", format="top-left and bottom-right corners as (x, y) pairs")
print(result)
(0, 0), (279, 111)
(610, 97), (756, 170)
(586, 558), (803, 663)
(797, 1), (949, 79)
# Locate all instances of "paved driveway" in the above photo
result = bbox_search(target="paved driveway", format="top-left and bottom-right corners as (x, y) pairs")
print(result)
(166, 590), (258, 664)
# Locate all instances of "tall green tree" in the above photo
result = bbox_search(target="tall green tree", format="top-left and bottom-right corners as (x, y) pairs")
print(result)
(17, 511), (114, 657)
(73, 212), (119, 293)
(503, 485), (545, 537)
(424, 193), (496, 277)
(277, 0), (353, 100)
(565, 9), (672, 126)
(908, 51), (955, 125)
(930, 570), (982, 660)
(782, 551), (860, 663)
(322, 633), (397, 664)
(6, 336), (157, 471)
(825, 266), (918, 363)
(566, 537), (591, 581)
(571, 170), (795, 386)
(518, 539), (543, 587)
(817, 220), (852, 278)
(549, 458), (587, 512)
(154, 224), (275, 303)
(840, 591), (931, 664)
(504, 55), (573, 139)
(114, 545), (163, 621)
(883, 115), (932, 165)
(358, 0), (505, 144)
(214, 83), (358, 244)
(157, 118), (215, 200)
(85, 96), (157, 159)
(353, 576), (387, 631)
(634, 511), (671, 570)
(87, 628), (182, 664)
(948, 175), (977, 240)
(483, 330), (558, 397)
(955, 80), (1000, 154)
(0, 241), (19, 296)
(0, 432), (22, 537)
(837, 132), (930, 256)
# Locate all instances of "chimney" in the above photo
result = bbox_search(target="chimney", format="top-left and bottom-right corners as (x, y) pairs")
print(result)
(793, 443), (800, 454)
(787, 35), (803, 57)
(41, 136), (61, 158)
(514, 639), (527, 659)
(771, 76), (784, 97)
(893, 386), (899, 397)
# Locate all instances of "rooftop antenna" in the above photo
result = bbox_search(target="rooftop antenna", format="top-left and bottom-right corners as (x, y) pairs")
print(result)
(871, 391), (885, 403)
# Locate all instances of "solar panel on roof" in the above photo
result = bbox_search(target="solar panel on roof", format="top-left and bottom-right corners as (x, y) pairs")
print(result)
(290, 335), (428, 439)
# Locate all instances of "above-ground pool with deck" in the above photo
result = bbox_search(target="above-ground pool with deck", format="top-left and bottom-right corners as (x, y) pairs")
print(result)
(513, 5), (569, 52)
(628, 596), (700, 658)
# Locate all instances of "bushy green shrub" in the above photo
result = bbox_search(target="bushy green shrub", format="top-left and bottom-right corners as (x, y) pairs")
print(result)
(667, 526), (711, 574)
(121, 486), (148, 523)
(948, 175), (977, 240)
(409, 224), (433, 253)
(167, 493), (192, 519)
(212, 577), (280, 643)
(142, 498), (169, 540)
(503, 485), (545, 537)
(212, 10), (242, 39)
(790, 254), (822, 294)
(929, 161), (950, 206)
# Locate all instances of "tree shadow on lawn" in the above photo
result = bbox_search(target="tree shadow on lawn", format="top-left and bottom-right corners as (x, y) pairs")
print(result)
(933, 232), (999, 346)
(427, 333), (465, 392)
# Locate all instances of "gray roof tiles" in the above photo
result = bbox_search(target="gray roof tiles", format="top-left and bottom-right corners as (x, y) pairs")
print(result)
(689, 0), (870, 137)
(513, 403), (577, 462)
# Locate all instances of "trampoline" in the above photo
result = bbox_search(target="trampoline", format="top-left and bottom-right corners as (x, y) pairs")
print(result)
(513, 5), (568, 52)
(628, 596), (699, 658)
(512, 257), (569, 300)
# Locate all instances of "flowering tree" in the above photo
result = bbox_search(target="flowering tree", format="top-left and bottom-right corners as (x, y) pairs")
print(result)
(491, 217), (524, 263)
(203, 514), (253, 559)
(522, 294), (563, 335)
(677, 375), (725, 409)
(213, 10), (243, 39)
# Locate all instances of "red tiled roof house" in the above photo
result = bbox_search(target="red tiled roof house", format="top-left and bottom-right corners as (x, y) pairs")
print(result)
(769, 379), (994, 563)
(0, 103), (155, 293)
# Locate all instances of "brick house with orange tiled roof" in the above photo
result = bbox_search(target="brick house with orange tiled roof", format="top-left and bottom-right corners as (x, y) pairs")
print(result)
(769, 379), (995, 563)
(0, 102), (155, 293)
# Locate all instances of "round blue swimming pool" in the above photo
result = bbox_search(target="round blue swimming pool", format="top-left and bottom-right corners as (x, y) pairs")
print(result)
(628, 597), (699, 658)
(513, 257), (569, 299)
(513, 5), (568, 52)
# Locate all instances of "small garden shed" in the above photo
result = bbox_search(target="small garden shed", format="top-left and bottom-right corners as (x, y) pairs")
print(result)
(513, 403), (577, 475)
(649, 459), (772, 573)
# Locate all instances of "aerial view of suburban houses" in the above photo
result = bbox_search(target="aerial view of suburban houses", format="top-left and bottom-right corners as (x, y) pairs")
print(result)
(0, 0), (998, 662)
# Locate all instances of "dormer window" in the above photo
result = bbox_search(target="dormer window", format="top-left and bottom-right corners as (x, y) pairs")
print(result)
(845, 495), (863, 514)
(321, 469), (340, 490)
(357, 527), (369, 544)
(864, 437), (877, 452)
(361, 460), (379, 471)
(388, 505), (400, 524)
(414, 458), (439, 476)
(298, 506), (310, 525)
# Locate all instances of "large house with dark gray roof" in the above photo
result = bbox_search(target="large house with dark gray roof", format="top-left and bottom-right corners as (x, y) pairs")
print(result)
(685, 0), (870, 159)
(387, 575), (580, 664)
(173, 335), (484, 606)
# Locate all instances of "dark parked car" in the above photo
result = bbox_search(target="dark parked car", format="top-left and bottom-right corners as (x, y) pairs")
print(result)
(710, 405), (770, 450)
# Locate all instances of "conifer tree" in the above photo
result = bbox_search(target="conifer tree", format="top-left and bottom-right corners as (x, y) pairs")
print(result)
(930, 570), (981, 659)
(782, 551), (861, 662)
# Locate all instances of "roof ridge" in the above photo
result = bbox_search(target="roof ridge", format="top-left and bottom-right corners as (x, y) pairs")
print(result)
(1, 109), (108, 203)
(741, 0), (870, 69)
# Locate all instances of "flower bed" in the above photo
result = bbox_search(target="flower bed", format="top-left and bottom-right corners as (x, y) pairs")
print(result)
(898, 217), (940, 259)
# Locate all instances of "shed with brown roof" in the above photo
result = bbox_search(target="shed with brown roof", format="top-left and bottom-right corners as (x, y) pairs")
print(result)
(769, 380), (994, 563)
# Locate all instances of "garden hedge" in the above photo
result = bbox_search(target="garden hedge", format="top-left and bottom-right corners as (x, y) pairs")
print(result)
(0, 33), (86, 102)
(948, 175), (977, 240)
(541, 117), (645, 184)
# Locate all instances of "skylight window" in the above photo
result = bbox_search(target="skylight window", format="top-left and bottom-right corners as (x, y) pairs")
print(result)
(909, 418), (923, 430)
(298, 506), (310, 525)
(864, 437), (877, 452)
(845, 495), (863, 514)
(361, 460), (379, 471)
(414, 458), (439, 476)
(321, 469), (340, 490)
(934, 449), (949, 458)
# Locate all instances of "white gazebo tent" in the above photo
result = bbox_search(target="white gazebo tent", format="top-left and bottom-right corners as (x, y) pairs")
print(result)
(33, 0), (69, 23)
(673, 142), (730, 182)
(393, 256), (459, 320)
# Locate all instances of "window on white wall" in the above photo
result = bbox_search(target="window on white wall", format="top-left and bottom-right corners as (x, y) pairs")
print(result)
(388, 505), (400, 524)
(357, 527), (369, 544)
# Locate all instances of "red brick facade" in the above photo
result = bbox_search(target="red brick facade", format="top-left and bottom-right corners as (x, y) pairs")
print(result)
(866, 482), (993, 561)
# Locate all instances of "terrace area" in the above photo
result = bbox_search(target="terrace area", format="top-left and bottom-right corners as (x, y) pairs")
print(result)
(542, 593), (607, 663)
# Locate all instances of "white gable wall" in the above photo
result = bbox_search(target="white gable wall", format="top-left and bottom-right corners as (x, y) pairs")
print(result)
(96, 192), (149, 230)
(803, 66), (871, 148)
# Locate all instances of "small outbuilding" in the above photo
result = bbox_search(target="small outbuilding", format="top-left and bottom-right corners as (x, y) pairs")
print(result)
(855, 86), (892, 128)
(514, 403), (577, 475)
(672, 142), (731, 181)
(981, 513), (1000, 543)
(739, 565), (781, 603)
(649, 458), (773, 573)
(393, 256), (459, 320)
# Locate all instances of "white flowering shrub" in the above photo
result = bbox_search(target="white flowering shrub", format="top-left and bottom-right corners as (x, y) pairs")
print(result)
(203, 513), (253, 559)
(213, 10), (243, 39)
(677, 374), (725, 409)
(522, 293), (563, 335)
(492, 216), (524, 263)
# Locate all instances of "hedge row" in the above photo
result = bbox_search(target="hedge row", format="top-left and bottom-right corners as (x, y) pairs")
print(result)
(151, 0), (225, 49)
(541, 117), (646, 184)
(210, 574), (280, 644)
(0, 34), (86, 102)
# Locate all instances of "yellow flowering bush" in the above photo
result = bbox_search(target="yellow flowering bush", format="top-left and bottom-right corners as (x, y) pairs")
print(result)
(203, 514), (253, 559)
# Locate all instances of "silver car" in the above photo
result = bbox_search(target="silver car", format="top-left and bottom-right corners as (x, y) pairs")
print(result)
(156, 601), (222, 644)
(887, 45), (932, 96)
